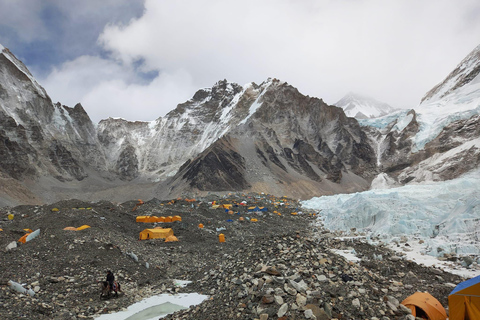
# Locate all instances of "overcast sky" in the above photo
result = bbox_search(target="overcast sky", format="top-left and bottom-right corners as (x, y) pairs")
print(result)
(1, 0), (480, 123)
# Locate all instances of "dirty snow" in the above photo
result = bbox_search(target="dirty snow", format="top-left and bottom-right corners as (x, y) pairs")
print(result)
(94, 293), (208, 320)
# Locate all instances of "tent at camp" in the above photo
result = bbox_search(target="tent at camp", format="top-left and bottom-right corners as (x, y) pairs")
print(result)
(448, 275), (480, 320)
(139, 228), (173, 240)
(401, 292), (447, 320)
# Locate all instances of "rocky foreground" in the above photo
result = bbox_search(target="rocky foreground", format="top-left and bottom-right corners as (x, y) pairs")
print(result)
(0, 194), (470, 320)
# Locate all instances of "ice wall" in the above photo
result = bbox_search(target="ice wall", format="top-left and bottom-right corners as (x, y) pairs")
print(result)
(302, 170), (480, 257)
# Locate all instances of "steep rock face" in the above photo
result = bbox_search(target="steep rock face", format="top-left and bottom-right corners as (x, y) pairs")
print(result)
(0, 47), (108, 183)
(178, 137), (250, 191)
(167, 80), (377, 198)
(397, 114), (480, 183)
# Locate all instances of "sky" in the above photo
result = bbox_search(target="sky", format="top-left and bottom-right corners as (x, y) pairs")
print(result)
(1, 0), (480, 123)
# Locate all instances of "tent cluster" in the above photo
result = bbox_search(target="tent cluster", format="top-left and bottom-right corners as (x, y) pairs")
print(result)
(398, 275), (480, 320)
(136, 215), (182, 223)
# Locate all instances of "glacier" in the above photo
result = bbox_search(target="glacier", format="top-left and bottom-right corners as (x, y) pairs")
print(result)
(302, 170), (480, 259)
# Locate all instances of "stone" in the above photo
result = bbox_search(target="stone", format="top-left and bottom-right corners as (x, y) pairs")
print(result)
(398, 304), (412, 314)
(296, 293), (307, 307)
(304, 309), (316, 319)
(352, 298), (360, 308)
(6, 241), (17, 251)
(259, 314), (269, 320)
(323, 302), (333, 318)
(386, 301), (397, 312)
(289, 279), (308, 293)
(277, 303), (288, 318)
(262, 295), (274, 304)
(274, 295), (284, 305)
(385, 296), (399, 308)
(317, 274), (328, 282)
(284, 283), (297, 296)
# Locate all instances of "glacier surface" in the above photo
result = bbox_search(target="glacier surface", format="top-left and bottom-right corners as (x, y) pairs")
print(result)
(302, 170), (480, 258)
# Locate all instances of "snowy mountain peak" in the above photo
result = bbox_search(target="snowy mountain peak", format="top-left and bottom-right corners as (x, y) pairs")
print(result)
(335, 92), (397, 119)
(0, 45), (48, 99)
(421, 44), (480, 103)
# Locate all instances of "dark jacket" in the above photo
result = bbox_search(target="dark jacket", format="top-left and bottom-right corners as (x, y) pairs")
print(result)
(106, 273), (115, 285)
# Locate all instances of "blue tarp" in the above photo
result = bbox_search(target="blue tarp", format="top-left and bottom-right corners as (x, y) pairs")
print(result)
(450, 275), (480, 295)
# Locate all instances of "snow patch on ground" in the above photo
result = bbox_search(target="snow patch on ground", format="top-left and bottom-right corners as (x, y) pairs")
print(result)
(94, 293), (208, 320)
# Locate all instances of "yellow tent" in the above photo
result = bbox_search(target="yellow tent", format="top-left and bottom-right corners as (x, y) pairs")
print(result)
(76, 225), (90, 231)
(222, 204), (233, 209)
(401, 292), (447, 320)
(139, 228), (173, 240)
(136, 216), (148, 222)
(449, 275), (480, 320)
(172, 215), (182, 222)
(145, 216), (159, 223)
(63, 227), (77, 231)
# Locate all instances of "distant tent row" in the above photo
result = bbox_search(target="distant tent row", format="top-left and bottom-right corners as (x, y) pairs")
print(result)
(136, 216), (182, 223)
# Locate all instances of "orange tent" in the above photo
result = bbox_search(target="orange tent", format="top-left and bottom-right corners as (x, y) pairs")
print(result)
(449, 275), (480, 320)
(401, 292), (447, 320)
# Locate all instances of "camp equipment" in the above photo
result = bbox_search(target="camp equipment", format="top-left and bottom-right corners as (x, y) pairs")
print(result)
(401, 292), (447, 320)
(448, 275), (480, 320)
(198, 224), (204, 228)
(219, 234), (225, 243)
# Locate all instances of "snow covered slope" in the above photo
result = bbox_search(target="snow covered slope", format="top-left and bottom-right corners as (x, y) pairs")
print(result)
(335, 92), (397, 119)
(356, 44), (480, 185)
(97, 80), (268, 181)
(302, 169), (480, 260)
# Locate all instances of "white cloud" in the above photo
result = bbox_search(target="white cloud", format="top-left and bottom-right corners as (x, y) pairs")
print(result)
(41, 55), (195, 123)
(41, 0), (480, 122)
(98, 0), (480, 108)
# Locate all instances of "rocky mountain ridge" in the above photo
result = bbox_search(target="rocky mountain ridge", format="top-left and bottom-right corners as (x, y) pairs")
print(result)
(0, 44), (480, 206)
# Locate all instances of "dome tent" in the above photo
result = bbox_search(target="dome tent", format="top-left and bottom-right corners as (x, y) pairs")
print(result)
(401, 292), (447, 320)
(448, 275), (480, 320)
